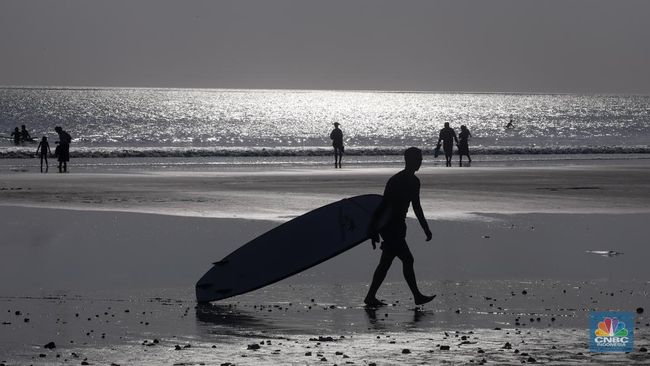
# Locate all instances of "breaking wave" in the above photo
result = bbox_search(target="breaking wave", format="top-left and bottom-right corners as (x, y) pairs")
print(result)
(1, 145), (648, 159)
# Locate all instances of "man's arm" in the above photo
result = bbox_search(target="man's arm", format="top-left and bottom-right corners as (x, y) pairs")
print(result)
(412, 181), (432, 241)
(368, 198), (387, 249)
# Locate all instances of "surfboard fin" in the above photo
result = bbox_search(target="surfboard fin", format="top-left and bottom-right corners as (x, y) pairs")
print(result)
(212, 259), (229, 266)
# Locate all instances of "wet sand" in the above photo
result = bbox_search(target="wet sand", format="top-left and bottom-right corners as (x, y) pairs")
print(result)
(1, 160), (649, 364)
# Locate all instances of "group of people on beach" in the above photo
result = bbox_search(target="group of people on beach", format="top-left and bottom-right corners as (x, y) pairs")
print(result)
(330, 122), (474, 168)
(8, 125), (72, 173)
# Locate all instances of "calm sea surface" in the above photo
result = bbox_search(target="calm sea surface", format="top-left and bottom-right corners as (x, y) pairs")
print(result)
(1, 87), (648, 158)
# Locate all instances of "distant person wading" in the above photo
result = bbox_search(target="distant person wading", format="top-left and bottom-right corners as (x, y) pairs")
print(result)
(437, 122), (458, 167)
(20, 125), (33, 142)
(330, 122), (344, 168)
(10, 127), (21, 145)
(365, 147), (436, 307)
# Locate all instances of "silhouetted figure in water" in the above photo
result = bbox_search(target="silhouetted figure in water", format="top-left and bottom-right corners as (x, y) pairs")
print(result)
(505, 117), (515, 129)
(457, 125), (472, 167)
(437, 122), (458, 167)
(365, 147), (435, 307)
(54, 126), (72, 173)
(20, 125), (33, 142)
(36, 136), (52, 173)
(11, 127), (21, 145)
(330, 122), (344, 168)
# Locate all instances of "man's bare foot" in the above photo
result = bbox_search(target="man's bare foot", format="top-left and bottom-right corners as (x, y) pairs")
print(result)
(364, 297), (387, 307)
(414, 294), (436, 305)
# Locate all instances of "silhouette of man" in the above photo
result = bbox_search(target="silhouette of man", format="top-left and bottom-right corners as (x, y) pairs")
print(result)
(365, 147), (435, 307)
(330, 122), (344, 168)
(54, 126), (72, 173)
(437, 122), (458, 167)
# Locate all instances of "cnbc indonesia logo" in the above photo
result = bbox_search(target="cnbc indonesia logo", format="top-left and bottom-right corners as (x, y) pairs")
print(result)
(590, 312), (634, 352)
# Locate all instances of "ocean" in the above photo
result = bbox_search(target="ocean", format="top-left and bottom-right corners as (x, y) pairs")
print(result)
(1, 87), (649, 162)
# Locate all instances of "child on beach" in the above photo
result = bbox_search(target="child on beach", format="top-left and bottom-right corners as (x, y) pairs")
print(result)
(35, 136), (52, 173)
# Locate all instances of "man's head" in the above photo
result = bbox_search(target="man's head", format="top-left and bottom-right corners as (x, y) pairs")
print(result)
(404, 147), (423, 171)
(333, 122), (340, 128)
(54, 126), (62, 132)
(444, 122), (449, 128)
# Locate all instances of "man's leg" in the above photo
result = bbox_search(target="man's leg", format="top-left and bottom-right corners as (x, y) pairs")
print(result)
(398, 246), (436, 305)
(365, 250), (395, 306)
(337, 147), (343, 168)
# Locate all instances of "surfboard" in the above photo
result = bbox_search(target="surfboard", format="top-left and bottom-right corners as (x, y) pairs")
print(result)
(196, 194), (384, 303)
(433, 143), (442, 158)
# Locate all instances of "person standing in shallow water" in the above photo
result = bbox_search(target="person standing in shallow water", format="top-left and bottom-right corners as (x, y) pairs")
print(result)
(437, 122), (458, 167)
(365, 147), (436, 307)
(11, 127), (21, 145)
(330, 122), (344, 168)
(457, 125), (472, 167)
(54, 126), (72, 173)
(20, 125), (33, 142)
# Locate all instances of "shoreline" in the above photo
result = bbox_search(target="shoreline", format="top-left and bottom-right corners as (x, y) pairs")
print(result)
(1, 160), (649, 220)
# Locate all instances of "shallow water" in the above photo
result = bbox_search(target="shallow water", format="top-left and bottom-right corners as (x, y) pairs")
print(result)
(1, 280), (648, 365)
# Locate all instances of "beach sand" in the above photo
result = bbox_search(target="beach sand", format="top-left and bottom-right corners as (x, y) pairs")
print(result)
(1, 160), (649, 365)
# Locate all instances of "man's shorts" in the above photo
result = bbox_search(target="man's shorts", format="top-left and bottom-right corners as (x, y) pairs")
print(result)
(379, 221), (412, 259)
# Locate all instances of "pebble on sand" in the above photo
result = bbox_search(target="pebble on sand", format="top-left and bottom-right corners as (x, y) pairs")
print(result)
(44, 342), (56, 349)
(636, 307), (644, 314)
(247, 344), (261, 350)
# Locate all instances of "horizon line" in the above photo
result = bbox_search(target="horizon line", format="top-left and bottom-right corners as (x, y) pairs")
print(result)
(1, 84), (649, 97)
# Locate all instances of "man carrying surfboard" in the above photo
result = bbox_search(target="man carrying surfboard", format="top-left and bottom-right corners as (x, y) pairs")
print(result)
(365, 147), (435, 307)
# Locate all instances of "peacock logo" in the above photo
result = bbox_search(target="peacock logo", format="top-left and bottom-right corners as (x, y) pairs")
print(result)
(594, 317), (628, 337)
(590, 312), (634, 352)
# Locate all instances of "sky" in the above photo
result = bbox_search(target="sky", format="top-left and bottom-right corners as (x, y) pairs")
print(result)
(1, 0), (649, 94)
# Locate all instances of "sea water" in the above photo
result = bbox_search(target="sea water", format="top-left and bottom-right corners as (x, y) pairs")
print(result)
(1, 87), (649, 161)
